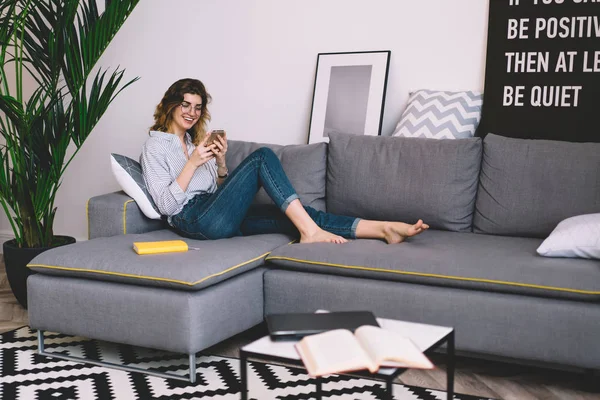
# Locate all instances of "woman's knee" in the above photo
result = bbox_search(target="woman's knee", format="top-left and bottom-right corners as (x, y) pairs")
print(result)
(251, 147), (276, 160)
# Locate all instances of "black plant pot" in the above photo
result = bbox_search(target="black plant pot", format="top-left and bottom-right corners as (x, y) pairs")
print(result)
(3, 236), (76, 309)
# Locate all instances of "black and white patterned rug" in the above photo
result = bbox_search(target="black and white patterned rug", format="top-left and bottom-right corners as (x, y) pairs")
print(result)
(0, 326), (494, 399)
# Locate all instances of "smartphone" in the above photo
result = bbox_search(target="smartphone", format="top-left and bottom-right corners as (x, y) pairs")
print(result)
(206, 129), (226, 146)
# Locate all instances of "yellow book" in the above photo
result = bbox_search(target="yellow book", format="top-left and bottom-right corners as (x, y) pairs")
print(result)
(133, 240), (188, 255)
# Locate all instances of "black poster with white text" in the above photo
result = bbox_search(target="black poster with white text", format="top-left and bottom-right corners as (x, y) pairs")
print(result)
(478, 0), (600, 142)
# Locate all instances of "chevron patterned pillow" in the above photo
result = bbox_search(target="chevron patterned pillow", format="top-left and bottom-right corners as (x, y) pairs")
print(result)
(392, 89), (483, 139)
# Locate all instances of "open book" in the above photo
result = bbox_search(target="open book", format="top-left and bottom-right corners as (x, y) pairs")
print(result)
(295, 325), (434, 377)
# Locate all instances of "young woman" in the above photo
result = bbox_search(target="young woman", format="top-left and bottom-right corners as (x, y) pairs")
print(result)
(141, 78), (429, 244)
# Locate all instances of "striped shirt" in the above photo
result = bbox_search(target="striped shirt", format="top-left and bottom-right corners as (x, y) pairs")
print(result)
(141, 130), (218, 218)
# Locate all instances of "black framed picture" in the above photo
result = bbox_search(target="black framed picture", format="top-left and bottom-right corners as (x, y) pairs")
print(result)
(307, 51), (391, 144)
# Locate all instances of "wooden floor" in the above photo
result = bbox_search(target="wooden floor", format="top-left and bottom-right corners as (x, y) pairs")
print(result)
(1, 260), (598, 400)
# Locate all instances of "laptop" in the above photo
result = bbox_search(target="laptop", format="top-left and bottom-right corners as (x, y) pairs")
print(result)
(265, 311), (379, 341)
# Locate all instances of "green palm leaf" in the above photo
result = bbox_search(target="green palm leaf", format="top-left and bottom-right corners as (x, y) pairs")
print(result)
(0, 0), (140, 247)
(62, 0), (138, 94)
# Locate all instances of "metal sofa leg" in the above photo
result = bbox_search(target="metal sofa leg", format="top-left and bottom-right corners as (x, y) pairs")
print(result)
(189, 353), (197, 383)
(37, 330), (198, 383)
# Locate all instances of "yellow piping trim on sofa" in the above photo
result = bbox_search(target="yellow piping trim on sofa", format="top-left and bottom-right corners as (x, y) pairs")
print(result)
(27, 252), (271, 286)
(86, 198), (91, 240)
(264, 256), (600, 296)
(123, 199), (134, 235)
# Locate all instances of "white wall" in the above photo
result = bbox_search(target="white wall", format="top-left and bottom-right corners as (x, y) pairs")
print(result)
(0, 0), (489, 242)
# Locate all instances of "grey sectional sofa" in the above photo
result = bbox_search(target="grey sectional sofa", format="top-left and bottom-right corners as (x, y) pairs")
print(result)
(27, 132), (600, 381)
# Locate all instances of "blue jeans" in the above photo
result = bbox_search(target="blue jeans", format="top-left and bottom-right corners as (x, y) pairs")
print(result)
(170, 147), (359, 240)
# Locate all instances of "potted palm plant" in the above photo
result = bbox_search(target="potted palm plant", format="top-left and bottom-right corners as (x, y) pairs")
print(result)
(0, 0), (140, 308)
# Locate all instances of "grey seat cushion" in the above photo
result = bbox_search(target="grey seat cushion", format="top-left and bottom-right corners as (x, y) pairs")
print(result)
(226, 140), (327, 211)
(326, 132), (482, 232)
(474, 134), (600, 238)
(265, 229), (600, 301)
(28, 229), (294, 291)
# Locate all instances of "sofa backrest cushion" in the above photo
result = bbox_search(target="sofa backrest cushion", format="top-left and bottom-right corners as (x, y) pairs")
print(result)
(473, 134), (600, 238)
(226, 140), (327, 211)
(326, 132), (482, 232)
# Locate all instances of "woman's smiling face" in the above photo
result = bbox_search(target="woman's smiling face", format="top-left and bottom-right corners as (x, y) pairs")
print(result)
(169, 93), (203, 135)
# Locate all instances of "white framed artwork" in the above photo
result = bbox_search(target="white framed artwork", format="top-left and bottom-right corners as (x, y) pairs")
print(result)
(307, 51), (391, 144)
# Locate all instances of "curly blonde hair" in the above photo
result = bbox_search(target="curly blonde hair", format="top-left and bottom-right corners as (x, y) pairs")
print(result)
(151, 78), (212, 145)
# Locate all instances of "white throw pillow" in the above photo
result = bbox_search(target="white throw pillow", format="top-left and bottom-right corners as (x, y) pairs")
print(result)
(537, 213), (600, 259)
(110, 154), (162, 220)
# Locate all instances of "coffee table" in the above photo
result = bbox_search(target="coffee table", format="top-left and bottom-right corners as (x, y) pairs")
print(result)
(240, 316), (454, 400)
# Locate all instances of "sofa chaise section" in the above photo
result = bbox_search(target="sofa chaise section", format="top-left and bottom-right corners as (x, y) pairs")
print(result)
(28, 268), (266, 356)
(29, 229), (293, 290)
(27, 230), (294, 355)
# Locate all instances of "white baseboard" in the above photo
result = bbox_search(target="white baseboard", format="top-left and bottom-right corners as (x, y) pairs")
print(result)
(0, 231), (14, 244)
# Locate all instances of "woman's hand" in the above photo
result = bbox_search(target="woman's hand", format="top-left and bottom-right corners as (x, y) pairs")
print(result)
(188, 136), (216, 168)
(210, 133), (228, 168)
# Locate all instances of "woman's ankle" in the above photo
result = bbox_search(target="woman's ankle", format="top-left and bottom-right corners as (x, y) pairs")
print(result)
(285, 200), (320, 236)
(355, 220), (386, 240)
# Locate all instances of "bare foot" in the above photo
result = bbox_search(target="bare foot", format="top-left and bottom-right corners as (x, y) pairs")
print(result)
(300, 228), (348, 244)
(382, 219), (429, 244)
